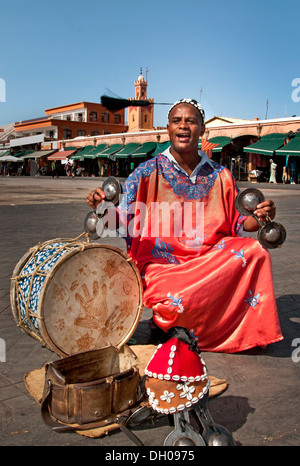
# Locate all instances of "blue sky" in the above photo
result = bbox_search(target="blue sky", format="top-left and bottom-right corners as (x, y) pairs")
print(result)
(0, 0), (299, 127)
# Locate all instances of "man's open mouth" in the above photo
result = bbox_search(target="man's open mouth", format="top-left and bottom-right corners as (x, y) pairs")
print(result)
(177, 133), (190, 142)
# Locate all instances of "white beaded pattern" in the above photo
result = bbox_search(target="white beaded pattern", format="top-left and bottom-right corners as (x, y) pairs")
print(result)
(145, 342), (207, 382)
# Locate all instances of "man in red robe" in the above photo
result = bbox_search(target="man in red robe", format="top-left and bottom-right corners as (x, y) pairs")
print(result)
(87, 99), (282, 353)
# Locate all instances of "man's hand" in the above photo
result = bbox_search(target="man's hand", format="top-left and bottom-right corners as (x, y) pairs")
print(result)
(86, 188), (106, 210)
(254, 200), (276, 222)
(86, 188), (120, 232)
(243, 199), (276, 232)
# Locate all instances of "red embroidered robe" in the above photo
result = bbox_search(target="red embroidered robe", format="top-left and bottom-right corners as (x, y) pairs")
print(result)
(117, 154), (283, 353)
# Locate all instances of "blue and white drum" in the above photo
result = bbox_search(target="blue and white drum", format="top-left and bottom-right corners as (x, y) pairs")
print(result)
(10, 237), (143, 357)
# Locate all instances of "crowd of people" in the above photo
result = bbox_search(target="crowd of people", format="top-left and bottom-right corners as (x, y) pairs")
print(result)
(0, 149), (298, 183)
(0, 156), (138, 178)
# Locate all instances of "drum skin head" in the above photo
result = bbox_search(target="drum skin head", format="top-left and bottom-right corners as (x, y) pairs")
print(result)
(11, 241), (143, 357)
(42, 244), (142, 356)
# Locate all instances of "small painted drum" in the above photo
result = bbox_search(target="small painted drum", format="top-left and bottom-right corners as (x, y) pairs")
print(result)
(10, 237), (143, 357)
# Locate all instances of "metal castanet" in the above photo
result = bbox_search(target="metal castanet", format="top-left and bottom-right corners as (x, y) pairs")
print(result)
(84, 176), (122, 240)
(102, 176), (123, 205)
(235, 188), (286, 249)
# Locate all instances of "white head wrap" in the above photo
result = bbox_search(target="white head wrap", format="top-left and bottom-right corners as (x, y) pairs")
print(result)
(168, 98), (205, 122)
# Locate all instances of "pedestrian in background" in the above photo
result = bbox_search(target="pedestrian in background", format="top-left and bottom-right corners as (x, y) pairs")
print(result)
(269, 159), (277, 184)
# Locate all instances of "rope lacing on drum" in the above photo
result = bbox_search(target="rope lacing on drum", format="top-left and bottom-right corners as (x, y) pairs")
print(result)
(11, 236), (90, 339)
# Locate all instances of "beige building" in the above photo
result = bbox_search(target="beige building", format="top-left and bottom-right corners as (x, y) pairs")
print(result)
(1, 69), (300, 182)
(128, 69), (154, 132)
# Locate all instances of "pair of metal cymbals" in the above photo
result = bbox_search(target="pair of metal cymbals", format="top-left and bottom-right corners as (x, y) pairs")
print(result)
(123, 394), (236, 446)
(235, 188), (286, 249)
(84, 177), (122, 240)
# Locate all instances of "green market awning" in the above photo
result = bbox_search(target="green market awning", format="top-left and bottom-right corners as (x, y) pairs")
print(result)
(151, 141), (171, 157)
(243, 134), (286, 156)
(208, 136), (232, 152)
(71, 153), (84, 160)
(97, 144), (123, 160)
(64, 146), (80, 151)
(20, 150), (56, 159)
(81, 144), (108, 159)
(275, 133), (300, 156)
(260, 133), (286, 138)
(131, 141), (156, 157)
(74, 145), (94, 156)
(198, 138), (224, 153)
(13, 150), (35, 158)
(115, 143), (141, 158)
(71, 145), (94, 160)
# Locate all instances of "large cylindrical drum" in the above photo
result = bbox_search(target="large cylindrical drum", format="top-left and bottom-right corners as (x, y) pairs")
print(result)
(10, 238), (143, 357)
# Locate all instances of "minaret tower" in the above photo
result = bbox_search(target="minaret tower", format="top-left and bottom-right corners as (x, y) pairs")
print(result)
(128, 68), (154, 132)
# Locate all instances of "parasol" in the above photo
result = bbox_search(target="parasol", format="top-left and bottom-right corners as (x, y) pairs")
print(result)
(0, 155), (22, 162)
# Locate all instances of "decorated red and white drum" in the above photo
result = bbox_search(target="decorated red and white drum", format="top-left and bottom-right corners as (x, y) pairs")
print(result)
(10, 237), (143, 357)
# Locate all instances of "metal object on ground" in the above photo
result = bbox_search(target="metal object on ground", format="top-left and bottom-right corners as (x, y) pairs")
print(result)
(125, 405), (156, 428)
(164, 393), (236, 446)
(235, 188), (286, 249)
(164, 408), (206, 446)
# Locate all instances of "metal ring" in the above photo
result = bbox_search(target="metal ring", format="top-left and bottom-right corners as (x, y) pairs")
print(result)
(261, 208), (272, 223)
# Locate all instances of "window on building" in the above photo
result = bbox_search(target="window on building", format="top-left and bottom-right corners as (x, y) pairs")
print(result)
(63, 129), (72, 139)
(76, 113), (84, 122)
(89, 111), (98, 122)
(77, 130), (86, 137)
(64, 114), (72, 121)
(113, 114), (121, 124)
(91, 131), (100, 136)
(144, 115), (148, 123)
(101, 112), (109, 123)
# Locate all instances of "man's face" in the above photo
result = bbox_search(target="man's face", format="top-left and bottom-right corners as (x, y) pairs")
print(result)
(167, 103), (205, 156)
